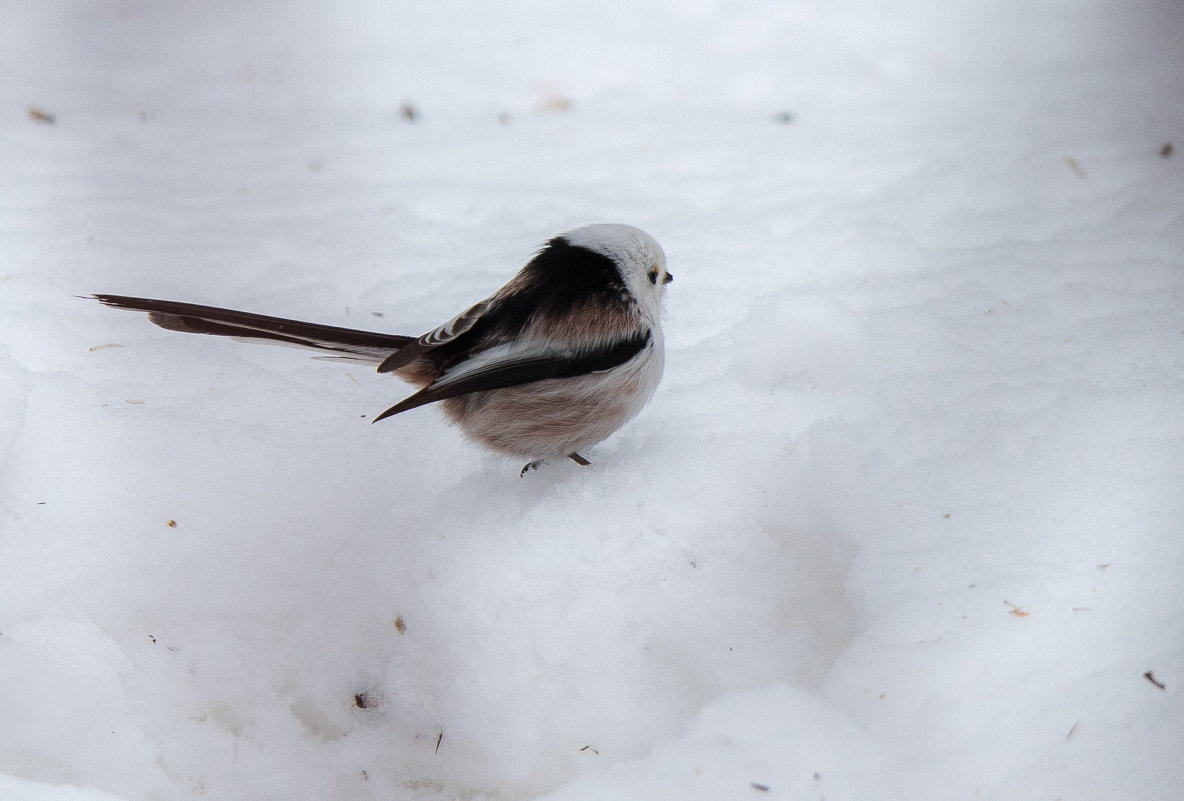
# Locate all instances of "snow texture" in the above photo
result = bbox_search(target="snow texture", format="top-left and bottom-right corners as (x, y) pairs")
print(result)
(2, 1), (1182, 799)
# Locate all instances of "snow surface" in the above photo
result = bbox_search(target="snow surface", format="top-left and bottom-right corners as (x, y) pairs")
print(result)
(2, 1), (1183, 799)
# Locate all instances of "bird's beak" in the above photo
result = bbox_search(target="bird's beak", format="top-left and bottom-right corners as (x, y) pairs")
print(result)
(664, 272), (674, 284)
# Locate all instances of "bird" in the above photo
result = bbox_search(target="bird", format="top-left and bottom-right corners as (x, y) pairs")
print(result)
(94, 223), (673, 475)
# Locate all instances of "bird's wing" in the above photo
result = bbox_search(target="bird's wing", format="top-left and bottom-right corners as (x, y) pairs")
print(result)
(372, 328), (651, 422)
(376, 299), (493, 373)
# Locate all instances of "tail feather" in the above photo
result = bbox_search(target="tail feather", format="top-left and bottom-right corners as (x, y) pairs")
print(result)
(93, 294), (413, 365)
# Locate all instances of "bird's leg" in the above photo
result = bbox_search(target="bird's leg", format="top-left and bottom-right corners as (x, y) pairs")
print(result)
(520, 459), (546, 477)
(520, 453), (590, 476)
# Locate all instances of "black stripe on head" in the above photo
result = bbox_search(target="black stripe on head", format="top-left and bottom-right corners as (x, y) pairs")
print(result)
(515, 236), (631, 317)
(424, 237), (633, 368)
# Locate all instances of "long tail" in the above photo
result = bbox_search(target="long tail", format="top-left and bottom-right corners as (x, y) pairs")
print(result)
(93, 294), (413, 366)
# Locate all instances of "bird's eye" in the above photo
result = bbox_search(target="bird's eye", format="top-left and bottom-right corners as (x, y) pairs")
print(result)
(648, 267), (660, 285)
(663, 272), (673, 284)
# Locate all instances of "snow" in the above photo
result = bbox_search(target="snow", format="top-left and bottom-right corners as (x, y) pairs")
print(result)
(2, 0), (1182, 799)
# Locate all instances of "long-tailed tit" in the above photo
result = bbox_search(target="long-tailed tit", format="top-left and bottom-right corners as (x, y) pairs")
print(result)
(94, 224), (672, 474)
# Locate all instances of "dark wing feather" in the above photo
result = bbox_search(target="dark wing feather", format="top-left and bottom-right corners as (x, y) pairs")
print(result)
(377, 236), (636, 376)
(372, 329), (651, 423)
(377, 299), (492, 373)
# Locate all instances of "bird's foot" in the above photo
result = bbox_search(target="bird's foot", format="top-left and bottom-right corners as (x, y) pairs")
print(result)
(520, 453), (591, 476)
